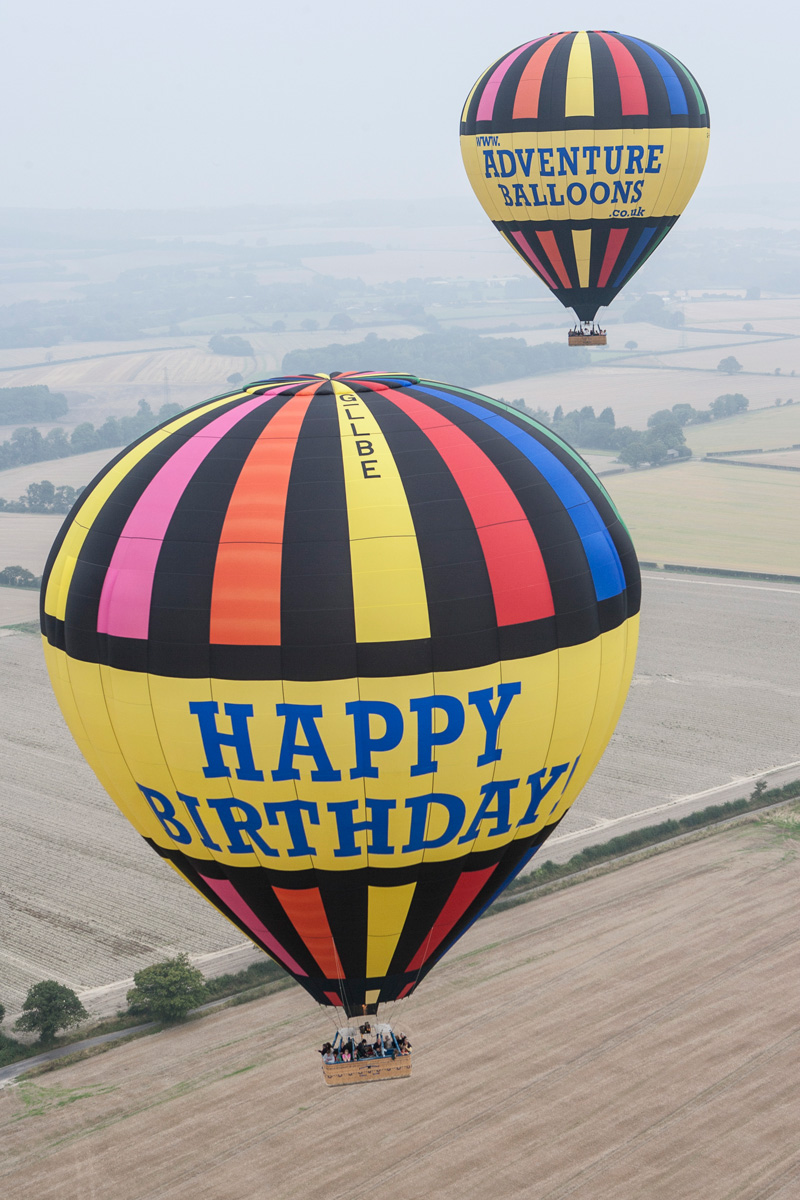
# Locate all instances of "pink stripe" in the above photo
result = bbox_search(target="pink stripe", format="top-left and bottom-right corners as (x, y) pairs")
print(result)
(200, 875), (308, 976)
(511, 232), (559, 289)
(476, 40), (542, 121)
(596, 32), (648, 116)
(97, 386), (286, 639)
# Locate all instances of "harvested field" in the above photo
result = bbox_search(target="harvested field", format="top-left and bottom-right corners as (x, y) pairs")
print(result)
(604, 460), (800, 573)
(1, 572), (798, 1010)
(0, 514), (64, 574)
(685, 403), (800, 454)
(2, 812), (799, 1200)
(731, 448), (800, 468)
(0, 588), (38, 626)
(0, 448), (122, 498)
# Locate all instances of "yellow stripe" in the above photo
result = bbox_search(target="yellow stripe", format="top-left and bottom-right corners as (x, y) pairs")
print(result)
(565, 30), (594, 117)
(44, 390), (255, 621)
(366, 884), (416, 977)
(332, 380), (429, 643)
(572, 228), (592, 288)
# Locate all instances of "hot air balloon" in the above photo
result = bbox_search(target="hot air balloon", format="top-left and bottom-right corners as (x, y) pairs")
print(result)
(41, 372), (639, 1078)
(461, 31), (709, 343)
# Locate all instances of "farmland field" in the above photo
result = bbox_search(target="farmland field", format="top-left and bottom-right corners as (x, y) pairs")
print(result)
(0, 448), (122, 499)
(2, 811), (799, 1200)
(684, 402), (800, 454)
(604, 461), (800, 574)
(0, 515), (65, 575)
(1, 571), (798, 1011)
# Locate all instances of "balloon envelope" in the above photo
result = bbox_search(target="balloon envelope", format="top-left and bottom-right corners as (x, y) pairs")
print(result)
(461, 31), (710, 321)
(41, 373), (640, 1016)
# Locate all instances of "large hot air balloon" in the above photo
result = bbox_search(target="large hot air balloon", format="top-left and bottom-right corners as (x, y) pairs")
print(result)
(41, 372), (639, 1032)
(461, 31), (709, 342)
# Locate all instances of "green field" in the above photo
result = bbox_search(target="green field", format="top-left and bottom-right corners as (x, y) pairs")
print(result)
(604, 460), (800, 574)
(685, 402), (800, 455)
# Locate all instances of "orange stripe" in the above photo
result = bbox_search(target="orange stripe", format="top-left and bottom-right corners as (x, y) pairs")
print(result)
(512, 32), (569, 119)
(209, 386), (317, 644)
(272, 886), (343, 979)
(536, 231), (572, 289)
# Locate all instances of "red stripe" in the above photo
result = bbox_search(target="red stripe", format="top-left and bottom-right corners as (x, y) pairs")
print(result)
(397, 982), (415, 1000)
(536, 231), (572, 289)
(597, 227), (629, 287)
(324, 990), (343, 1006)
(363, 385), (554, 624)
(210, 384), (319, 645)
(510, 232), (559, 289)
(512, 33), (570, 119)
(405, 866), (498, 973)
(596, 32), (648, 116)
(272, 886), (343, 980)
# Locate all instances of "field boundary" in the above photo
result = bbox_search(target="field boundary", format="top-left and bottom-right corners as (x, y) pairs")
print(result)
(640, 562), (800, 584)
(703, 456), (800, 473)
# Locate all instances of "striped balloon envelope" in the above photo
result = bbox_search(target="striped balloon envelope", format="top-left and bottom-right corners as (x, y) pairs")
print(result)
(461, 30), (709, 322)
(41, 372), (640, 1018)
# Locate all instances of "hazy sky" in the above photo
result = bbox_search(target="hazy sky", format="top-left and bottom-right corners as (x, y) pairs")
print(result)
(1, 0), (790, 210)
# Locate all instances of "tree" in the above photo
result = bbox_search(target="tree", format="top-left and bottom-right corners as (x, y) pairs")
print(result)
(14, 981), (87, 1043)
(624, 340), (638, 351)
(0, 1000), (5, 1024)
(717, 356), (743, 374)
(209, 334), (253, 356)
(226, 372), (243, 385)
(751, 779), (767, 801)
(711, 393), (749, 419)
(126, 953), (207, 1023)
(328, 312), (355, 331)
(300, 318), (319, 331)
(743, 323), (754, 332)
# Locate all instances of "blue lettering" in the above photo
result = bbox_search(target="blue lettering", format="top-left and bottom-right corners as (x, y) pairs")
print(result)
(515, 148), (536, 177)
(645, 144), (664, 173)
(631, 180), (644, 202)
(410, 695), (465, 776)
(538, 148), (555, 176)
(557, 146), (580, 176)
(604, 145), (623, 174)
(498, 183), (513, 206)
(205, 796), (278, 856)
(512, 183), (531, 206)
(468, 682), (521, 766)
(612, 180), (632, 204)
(346, 700), (403, 780)
(567, 182), (587, 205)
(590, 181), (611, 204)
(402, 793), (466, 852)
(327, 798), (396, 857)
(178, 791), (221, 850)
(625, 145), (645, 174)
(483, 150), (499, 177)
(272, 703), (341, 782)
(138, 784), (192, 844)
(583, 146), (601, 175)
(458, 779), (518, 843)
(189, 701), (264, 782)
(517, 762), (571, 826)
(497, 150), (516, 177)
(546, 184), (565, 207)
(264, 800), (320, 857)
(528, 184), (548, 206)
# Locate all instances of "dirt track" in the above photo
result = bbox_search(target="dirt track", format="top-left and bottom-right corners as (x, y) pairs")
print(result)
(2, 813), (799, 1200)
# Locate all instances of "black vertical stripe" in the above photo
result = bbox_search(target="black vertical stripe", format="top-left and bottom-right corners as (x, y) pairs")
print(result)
(280, 390), (357, 681)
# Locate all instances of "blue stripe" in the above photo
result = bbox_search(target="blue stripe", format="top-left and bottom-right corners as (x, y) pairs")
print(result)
(625, 36), (689, 115)
(612, 226), (656, 286)
(414, 385), (626, 602)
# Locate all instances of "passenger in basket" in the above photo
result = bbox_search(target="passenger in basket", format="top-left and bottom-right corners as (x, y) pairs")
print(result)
(322, 1048), (335, 1064)
(341, 1046), (352, 1062)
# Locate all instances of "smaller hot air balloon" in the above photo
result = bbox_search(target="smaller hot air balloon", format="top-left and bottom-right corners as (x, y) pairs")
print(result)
(461, 31), (710, 344)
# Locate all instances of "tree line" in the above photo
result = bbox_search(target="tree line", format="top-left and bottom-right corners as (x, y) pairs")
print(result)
(282, 327), (587, 387)
(0, 398), (181, 472)
(511, 392), (751, 467)
(0, 385), (68, 422)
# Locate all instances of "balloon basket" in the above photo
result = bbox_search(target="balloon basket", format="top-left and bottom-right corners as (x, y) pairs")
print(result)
(568, 331), (607, 346)
(322, 1057), (412, 1086)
